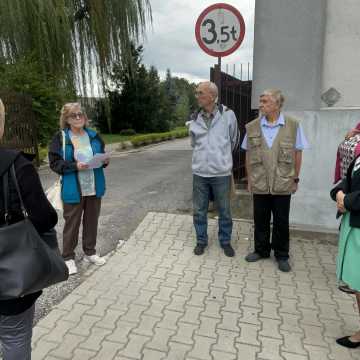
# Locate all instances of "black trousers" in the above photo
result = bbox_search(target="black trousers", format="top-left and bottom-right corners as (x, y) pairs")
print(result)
(253, 194), (291, 260)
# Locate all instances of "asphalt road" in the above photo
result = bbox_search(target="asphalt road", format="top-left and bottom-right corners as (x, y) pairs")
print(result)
(35, 138), (194, 322)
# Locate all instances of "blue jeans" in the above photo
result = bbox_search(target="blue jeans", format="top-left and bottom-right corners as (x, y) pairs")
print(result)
(0, 304), (35, 360)
(193, 175), (233, 247)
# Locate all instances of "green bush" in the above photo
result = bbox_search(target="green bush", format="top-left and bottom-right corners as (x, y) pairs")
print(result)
(102, 127), (188, 147)
(131, 135), (147, 147)
(172, 128), (188, 138)
(119, 129), (136, 136)
(0, 56), (74, 146)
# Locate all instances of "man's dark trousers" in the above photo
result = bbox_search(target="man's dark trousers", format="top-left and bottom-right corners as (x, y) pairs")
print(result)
(253, 194), (291, 260)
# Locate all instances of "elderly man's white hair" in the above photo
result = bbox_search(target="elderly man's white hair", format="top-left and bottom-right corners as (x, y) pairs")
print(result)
(200, 81), (219, 102)
(0, 99), (4, 129)
(261, 89), (285, 109)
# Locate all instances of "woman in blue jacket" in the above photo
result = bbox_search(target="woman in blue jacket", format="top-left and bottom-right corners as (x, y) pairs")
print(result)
(49, 103), (108, 275)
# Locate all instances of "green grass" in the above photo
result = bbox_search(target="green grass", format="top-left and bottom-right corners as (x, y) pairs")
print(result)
(38, 146), (48, 164)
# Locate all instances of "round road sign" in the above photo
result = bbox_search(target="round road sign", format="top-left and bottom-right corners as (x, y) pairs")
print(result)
(195, 3), (246, 57)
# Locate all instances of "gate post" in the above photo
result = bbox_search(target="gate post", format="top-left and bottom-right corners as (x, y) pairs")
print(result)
(214, 57), (222, 103)
(0, 92), (40, 167)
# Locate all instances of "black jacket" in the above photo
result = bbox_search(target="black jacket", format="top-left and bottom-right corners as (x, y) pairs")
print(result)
(48, 130), (78, 175)
(330, 155), (360, 228)
(0, 149), (58, 315)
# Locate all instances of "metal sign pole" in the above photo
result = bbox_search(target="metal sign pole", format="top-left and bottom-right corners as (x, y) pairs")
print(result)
(217, 56), (222, 104)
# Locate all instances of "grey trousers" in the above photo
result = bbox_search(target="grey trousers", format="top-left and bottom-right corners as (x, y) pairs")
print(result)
(0, 304), (35, 360)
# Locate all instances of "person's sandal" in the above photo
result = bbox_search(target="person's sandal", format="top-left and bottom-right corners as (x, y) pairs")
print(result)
(336, 336), (360, 348)
(338, 284), (356, 294)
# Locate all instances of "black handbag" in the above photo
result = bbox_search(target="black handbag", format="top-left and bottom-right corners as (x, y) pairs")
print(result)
(0, 165), (69, 300)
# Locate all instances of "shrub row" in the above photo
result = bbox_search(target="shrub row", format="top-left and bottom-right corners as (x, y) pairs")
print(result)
(120, 128), (188, 148)
(119, 129), (136, 136)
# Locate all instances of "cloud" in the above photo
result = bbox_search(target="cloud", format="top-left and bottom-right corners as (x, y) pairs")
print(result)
(142, 0), (255, 83)
(157, 70), (208, 84)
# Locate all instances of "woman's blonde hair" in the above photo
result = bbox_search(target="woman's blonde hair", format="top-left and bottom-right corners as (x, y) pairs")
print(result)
(59, 102), (89, 129)
(0, 98), (5, 130)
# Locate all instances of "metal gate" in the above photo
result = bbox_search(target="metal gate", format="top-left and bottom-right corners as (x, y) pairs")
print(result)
(210, 65), (257, 184)
(0, 92), (39, 166)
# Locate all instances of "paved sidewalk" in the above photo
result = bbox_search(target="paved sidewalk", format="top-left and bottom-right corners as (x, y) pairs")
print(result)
(32, 212), (360, 360)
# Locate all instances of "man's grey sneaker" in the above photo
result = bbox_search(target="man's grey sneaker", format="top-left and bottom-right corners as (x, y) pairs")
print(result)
(245, 252), (266, 262)
(222, 244), (235, 257)
(277, 259), (291, 272)
(194, 244), (206, 256)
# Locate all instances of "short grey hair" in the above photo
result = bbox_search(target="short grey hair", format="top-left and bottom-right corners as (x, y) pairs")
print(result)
(200, 81), (218, 102)
(0, 99), (5, 129)
(261, 89), (285, 108)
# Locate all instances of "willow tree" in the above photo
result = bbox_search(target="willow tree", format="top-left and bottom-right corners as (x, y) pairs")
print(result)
(0, 0), (152, 95)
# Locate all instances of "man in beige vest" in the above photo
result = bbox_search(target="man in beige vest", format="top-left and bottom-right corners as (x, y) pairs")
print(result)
(241, 89), (308, 272)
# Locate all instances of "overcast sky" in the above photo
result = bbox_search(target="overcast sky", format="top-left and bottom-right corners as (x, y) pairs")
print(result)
(142, 0), (255, 84)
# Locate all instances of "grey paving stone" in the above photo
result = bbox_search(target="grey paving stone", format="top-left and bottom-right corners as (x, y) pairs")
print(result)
(72, 348), (97, 360)
(146, 327), (175, 352)
(49, 333), (85, 359)
(187, 335), (216, 360)
(80, 327), (113, 351)
(117, 334), (151, 359)
(31, 213), (360, 360)
(167, 342), (192, 360)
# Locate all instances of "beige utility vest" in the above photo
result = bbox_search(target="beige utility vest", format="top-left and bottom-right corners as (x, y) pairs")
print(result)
(246, 116), (298, 195)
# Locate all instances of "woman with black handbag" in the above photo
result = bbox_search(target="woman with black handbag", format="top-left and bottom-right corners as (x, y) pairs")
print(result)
(0, 99), (58, 359)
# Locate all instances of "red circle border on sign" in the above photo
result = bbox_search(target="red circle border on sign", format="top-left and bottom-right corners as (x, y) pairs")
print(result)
(195, 3), (246, 58)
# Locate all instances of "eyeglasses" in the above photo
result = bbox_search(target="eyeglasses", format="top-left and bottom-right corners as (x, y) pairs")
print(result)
(68, 112), (84, 119)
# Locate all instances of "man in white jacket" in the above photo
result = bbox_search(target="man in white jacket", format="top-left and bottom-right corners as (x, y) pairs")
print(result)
(188, 81), (239, 257)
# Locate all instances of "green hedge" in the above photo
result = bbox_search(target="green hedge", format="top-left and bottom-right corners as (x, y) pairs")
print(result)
(130, 128), (188, 147)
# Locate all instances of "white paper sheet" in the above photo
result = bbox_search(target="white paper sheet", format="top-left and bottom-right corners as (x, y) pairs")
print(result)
(86, 153), (111, 169)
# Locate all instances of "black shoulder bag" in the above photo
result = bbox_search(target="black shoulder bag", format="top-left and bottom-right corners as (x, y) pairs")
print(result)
(0, 165), (69, 300)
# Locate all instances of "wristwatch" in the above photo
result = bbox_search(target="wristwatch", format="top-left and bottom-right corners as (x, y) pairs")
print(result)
(294, 177), (300, 184)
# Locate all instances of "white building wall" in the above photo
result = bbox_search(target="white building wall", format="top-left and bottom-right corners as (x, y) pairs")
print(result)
(321, 0), (360, 108)
(286, 110), (360, 230)
(251, 0), (326, 110)
(251, 0), (360, 230)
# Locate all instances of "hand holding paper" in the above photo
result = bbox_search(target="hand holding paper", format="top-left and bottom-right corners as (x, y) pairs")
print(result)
(85, 153), (111, 169)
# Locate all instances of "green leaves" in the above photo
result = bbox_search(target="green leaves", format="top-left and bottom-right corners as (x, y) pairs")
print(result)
(0, 0), (152, 95)
(0, 56), (74, 145)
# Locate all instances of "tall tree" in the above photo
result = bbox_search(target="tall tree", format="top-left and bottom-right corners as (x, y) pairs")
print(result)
(162, 69), (178, 126)
(107, 45), (171, 133)
(0, 0), (152, 95)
